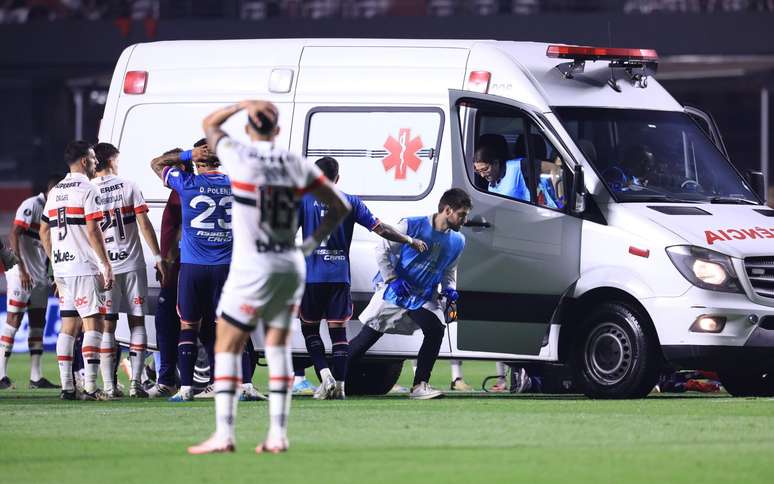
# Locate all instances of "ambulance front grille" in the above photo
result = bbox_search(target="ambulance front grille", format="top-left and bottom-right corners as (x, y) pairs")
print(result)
(744, 257), (774, 299)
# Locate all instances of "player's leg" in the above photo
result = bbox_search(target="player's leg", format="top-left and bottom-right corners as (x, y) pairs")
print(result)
(0, 273), (31, 387)
(151, 284), (180, 396)
(27, 283), (55, 388)
(187, 318), (247, 454)
(325, 284), (354, 399)
(99, 316), (118, 397)
(240, 338), (265, 401)
(407, 308), (446, 400)
(346, 291), (390, 368)
(173, 264), (203, 402)
(125, 269), (149, 397)
(449, 360), (472, 391)
(300, 284), (334, 399)
(491, 361), (508, 392)
(194, 264), (229, 400)
(55, 277), (84, 398)
(0, 311), (24, 388)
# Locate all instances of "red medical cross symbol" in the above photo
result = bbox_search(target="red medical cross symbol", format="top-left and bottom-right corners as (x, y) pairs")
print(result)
(383, 128), (423, 180)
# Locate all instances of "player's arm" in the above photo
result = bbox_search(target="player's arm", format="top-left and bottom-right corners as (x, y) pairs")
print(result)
(136, 212), (167, 286)
(440, 254), (462, 303)
(375, 219), (408, 284)
(9, 223), (32, 289)
(39, 220), (51, 259)
(1, 233), (18, 272)
(300, 180), (351, 256)
(85, 217), (113, 290)
(373, 222), (428, 253)
(202, 102), (247, 151)
(150, 147), (207, 180)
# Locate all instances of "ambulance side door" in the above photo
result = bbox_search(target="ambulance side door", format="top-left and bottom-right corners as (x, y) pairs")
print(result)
(447, 90), (583, 361)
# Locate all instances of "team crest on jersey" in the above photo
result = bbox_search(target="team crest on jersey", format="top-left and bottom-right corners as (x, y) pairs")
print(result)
(24, 208), (32, 216)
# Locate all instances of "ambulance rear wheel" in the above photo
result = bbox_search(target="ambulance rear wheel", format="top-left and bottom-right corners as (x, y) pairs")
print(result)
(719, 369), (774, 397)
(574, 302), (661, 399)
(346, 360), (404, 395)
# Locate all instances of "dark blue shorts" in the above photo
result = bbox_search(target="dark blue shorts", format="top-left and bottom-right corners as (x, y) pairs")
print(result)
(299, 283), (353, 323)
(177, 263), (229, 325)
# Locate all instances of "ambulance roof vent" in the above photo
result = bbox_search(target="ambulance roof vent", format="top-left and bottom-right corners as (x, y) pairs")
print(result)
(546, 44), (658, 92)
(647, 206), (711, 216)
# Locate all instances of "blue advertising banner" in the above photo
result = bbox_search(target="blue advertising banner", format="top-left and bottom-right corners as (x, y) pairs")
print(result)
(0, 294), (61, 352)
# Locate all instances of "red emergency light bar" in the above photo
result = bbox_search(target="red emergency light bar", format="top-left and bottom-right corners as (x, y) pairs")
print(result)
(546, 45), (658, 62)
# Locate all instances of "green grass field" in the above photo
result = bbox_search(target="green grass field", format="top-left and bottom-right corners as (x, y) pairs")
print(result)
(1, 355), (774, 484)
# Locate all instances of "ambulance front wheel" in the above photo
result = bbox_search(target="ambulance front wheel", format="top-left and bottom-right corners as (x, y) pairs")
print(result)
(573, 302), (661, 399)
(345, 360), (404, 395)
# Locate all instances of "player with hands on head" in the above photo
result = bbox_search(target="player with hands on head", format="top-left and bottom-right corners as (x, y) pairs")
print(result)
(187, 99), (350, 455)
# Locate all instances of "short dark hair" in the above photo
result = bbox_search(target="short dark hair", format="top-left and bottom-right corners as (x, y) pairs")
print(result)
(248, 110), (277, 135)
(474, 133), (509, 165)
(93, 142), (119, 172)
(193, 138), (207, 148)
(315, 157), (339, 182)
(438, 188), (472, 212)
(64, 140), (91, 166)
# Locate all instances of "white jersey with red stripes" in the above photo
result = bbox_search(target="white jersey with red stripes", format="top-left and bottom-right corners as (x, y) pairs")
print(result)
(91, 174), (148, 274)
(7, 193), (48, 283)
(216, 137), (325, 271)
(42, 172), (104, 277)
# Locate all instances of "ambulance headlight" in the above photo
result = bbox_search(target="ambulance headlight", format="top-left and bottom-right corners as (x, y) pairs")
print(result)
(666, 246), (742, 293)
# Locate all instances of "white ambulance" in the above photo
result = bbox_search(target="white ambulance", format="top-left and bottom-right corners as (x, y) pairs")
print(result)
(101, 39), (774, 398)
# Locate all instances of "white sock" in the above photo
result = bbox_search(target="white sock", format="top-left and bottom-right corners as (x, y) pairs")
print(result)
(496, 361), (507, 384)
(450, 360), (463, 381)
(82, 330), (102, 393)
(28, 327), (44, 381)
(410, 359), (417, 376)
(213, 352), (240, 442)
(56, 333), (75, 391)
(129, 326), (147, 383)
(265, 345), (292, 444)
(320, 367), (333, 382)
(0, 322), (18, 379)
(293, 375), (305, 385)
(99, 331), (116, 392)
(181, 385), (192, 395)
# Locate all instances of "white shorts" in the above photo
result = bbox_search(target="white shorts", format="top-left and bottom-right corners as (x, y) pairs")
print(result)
(217, 268), (304, 331)
(56, 275), (107, 319)
(6, 271), (48, 313)
(359, 286), (445, 336)
(105, 269), (148, 319)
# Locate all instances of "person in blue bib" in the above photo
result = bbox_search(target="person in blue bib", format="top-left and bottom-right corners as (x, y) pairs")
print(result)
(473, 133), (530, 202)
(151, 140), (233, 402)
(348, 188), (471, 400)
(299, 156), (427, 400)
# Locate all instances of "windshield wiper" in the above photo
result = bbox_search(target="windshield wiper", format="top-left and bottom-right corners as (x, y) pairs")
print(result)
(709, 196), (758, 205)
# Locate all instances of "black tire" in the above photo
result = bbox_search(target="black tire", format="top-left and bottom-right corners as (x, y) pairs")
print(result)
(345, 360), (404, 395)
(572, 302), (661, 399)
(719, 369), (774, 397)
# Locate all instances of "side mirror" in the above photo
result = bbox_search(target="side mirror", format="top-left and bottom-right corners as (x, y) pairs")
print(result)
(745, 169), (766, 202)
(572, 166), (586, 214)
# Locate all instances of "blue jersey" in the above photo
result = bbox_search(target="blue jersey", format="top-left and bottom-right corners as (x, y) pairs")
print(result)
(380, 216), (465, 310)
(300, 192), (379, 284)
(490, 158), (530, 202)
(164, 167), (233, 265)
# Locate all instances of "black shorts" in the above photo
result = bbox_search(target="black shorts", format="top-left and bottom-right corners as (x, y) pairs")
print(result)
(299, 283), (353, 323)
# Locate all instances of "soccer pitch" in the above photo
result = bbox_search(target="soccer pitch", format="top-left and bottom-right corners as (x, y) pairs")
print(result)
(1, 358), (774, 484)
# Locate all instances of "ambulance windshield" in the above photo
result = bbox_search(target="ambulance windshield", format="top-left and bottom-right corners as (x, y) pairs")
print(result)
(555, 108), (759, 204)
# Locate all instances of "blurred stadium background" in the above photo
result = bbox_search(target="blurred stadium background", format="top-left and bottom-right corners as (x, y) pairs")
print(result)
(0, 0), (772, 276)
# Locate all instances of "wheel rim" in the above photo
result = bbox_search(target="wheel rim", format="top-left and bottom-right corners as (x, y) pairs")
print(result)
(584, 322), (633, 386)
